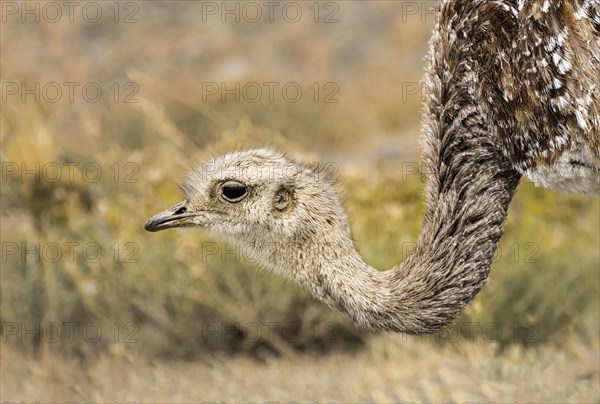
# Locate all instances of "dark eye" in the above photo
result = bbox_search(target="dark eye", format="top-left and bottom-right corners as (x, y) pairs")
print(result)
(220, 181), (248, 202)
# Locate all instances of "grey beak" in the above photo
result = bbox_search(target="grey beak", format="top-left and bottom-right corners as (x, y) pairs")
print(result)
(145, 200), (195, 232)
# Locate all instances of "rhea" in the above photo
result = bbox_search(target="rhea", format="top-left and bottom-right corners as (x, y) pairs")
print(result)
(146, 0), (599, 334)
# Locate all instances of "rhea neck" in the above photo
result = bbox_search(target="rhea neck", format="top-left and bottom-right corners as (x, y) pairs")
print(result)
(256, 89), (520, 335)
(248, 14), (523, 333)
(264, 109), (520, 334)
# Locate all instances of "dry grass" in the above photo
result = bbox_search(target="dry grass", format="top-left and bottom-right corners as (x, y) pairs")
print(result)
(3, 335), (598, 402)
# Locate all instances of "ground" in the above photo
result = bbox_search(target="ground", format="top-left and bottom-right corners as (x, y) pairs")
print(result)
(3, 334), (598, 402)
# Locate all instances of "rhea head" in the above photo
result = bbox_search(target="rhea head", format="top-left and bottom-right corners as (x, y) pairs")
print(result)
(144, 149), (351, 271)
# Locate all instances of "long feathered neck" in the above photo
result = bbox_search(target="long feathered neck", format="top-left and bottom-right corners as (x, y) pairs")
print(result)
(283, 2), (522, 334)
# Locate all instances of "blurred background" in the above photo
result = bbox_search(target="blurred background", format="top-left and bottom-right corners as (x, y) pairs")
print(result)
(1, 1), (598, 401)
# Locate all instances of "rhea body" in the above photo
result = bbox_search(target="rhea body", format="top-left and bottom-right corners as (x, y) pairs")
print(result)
(146, 0), (599, 334)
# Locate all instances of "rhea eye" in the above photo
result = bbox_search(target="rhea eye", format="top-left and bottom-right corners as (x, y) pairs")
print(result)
(220, 181), (248, 202)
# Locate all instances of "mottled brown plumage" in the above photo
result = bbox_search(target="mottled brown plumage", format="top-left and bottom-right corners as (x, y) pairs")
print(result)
(468, 0), (599, 192)
(145, 0), (599, 334)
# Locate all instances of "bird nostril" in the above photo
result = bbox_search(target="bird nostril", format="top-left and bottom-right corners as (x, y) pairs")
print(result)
(174, 206), (187, 215)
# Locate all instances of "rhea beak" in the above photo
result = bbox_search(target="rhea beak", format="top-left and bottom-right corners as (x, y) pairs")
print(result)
(145, 200), (198, 232)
